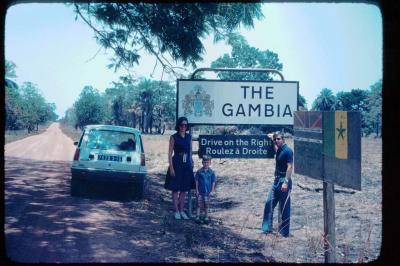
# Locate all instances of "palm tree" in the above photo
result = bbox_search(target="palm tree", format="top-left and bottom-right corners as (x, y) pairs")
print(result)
(311, 88), (336, 111)
(6, 60), (17, 78)
(5, 60), (18, 89)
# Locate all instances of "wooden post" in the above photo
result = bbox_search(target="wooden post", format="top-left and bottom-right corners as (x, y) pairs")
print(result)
(188, 127), (193, 218)
(323, 181), (336, 263)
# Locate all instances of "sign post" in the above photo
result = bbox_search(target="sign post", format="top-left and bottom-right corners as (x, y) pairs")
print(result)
(177, 68), (298, 219)
(294, 111), (361, 263)
(323, 181), (336, 263)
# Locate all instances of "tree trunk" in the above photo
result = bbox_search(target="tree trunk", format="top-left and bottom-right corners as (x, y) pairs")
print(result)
(133, 113), (137, 128)
(143, 111), (149, 134)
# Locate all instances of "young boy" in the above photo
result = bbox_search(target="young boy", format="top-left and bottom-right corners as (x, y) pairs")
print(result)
(194, 155), (216, 224)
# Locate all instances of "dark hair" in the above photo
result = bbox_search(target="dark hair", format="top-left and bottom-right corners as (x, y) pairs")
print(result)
(175, 116), (190, 131)
(202, 155), (212, 162)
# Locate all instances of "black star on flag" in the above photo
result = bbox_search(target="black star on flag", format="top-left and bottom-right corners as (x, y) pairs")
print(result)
(336, 121), (346, 140)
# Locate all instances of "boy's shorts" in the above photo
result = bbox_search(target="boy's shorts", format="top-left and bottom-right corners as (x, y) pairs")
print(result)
(197, 194), (210, 206)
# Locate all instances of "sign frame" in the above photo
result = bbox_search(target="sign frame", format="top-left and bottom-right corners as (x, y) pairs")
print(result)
(293, 110), (362, 263)
(176, 78), (299, 126)
(293, 111), (361, 191)
(180, 67), (296, 220)
(198, 134), (275, 159)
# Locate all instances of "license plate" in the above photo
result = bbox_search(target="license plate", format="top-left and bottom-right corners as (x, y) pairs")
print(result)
(98, 154), (122, 162)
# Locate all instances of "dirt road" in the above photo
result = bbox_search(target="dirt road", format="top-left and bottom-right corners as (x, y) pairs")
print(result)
(4, 124), (266, 263)
(4, 125), (382, 263)
(5, 123), (158, 262)
(5, 123), (76, 161)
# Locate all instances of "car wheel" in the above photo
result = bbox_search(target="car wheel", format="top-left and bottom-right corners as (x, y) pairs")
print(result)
(71, 176), (84, 197)
(133, 176), (146, 200)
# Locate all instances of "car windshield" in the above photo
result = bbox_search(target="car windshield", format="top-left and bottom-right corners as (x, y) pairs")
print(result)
(86, 129), (136, 151)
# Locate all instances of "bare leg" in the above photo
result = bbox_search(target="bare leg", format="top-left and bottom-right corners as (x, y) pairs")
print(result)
(172, 191), (179, 212)
(196, 196), (201, 218)
(178, 191), (186, 212)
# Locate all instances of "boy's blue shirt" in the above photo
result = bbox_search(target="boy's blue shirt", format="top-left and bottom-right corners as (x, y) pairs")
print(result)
(195, 167), (216, 195)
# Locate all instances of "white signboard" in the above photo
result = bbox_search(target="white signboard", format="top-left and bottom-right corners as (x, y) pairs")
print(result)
(177, 79), (299, 125)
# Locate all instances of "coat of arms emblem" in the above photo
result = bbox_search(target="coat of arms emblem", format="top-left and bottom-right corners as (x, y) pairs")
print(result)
(182, 85), (214, 117)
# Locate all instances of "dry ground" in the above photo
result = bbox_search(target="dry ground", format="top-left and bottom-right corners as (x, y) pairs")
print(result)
(12, 124), (378, 263)
(142, 131), (382, 263)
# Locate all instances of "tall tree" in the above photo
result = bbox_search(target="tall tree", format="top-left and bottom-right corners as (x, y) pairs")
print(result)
(61, 107), (78, 127)
(41, 102), (58, 123)
(335, 89), (369, 111)
(335, 89), (370, 135)
(19, 82), (47, 131)
(211, 33), (283, 80)
(5, 81), (23, 130)
(210, 33), (306, 109)
(104, 84), (128, 126)
(5, 63), (57, 131)
(71, 3), (263, 75)
(73, 86), (107, 129)
(364, 80), (382, 136)
(311, 88), (336, 111)
(5, 60), (17, 80)
(5, 60), (18, 89)
(131, 78), (176, 133)
(298, 94), (307, 110)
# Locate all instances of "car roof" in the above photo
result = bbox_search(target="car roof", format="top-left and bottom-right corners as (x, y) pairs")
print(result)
(84, 124), (141, 134)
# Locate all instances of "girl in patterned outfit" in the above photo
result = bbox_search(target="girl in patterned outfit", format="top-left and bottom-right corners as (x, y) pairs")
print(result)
(194, 155), (216, 224)
(165, 117), (195, 220)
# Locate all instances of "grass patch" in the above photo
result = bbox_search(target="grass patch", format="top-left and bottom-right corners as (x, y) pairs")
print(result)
(5, 122), (52, 144)
(58, 123), (82, 142)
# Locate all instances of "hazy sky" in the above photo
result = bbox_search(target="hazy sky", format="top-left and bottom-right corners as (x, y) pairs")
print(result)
(5, 3), (382, 117)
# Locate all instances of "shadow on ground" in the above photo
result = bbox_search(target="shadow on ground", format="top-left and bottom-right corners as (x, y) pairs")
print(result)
(5, 157), (273, 263)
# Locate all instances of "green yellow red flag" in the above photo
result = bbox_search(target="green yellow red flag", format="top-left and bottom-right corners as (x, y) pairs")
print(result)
(335, 111), (348, 159)
(323, 111), (348, 160)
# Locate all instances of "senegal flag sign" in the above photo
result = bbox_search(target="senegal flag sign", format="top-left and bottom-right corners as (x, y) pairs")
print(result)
(323, 111), (349, 160)
(294, 111), (361, 190)
(323, 111), (361, 190)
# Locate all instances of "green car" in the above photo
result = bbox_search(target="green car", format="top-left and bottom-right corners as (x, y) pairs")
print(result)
(71, 125), (147, 200)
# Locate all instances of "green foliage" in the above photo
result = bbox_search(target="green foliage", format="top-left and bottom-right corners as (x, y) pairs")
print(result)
(67, 78), (176, 133)
(209, 33), (306, 110)
(311, 82), (382, 136)
(156, 81), (176, 122)
(311, 88), (337, 111)
(131, 78), (176, 132)
(335, 89), (370, 134)
(44, 103), (59, 123)
(5, 82), (58, 131)
(5, 61), (58, 131)
(363, 80), (382, 136)
(103, 80), (135, 126)
(73, 86), (107, 128)
(72, 3), (263, 74)
(5, 81), (23, 130)
(210, 33), (283, 81)
(5, 60), (21, 129)
(6, 60), (17, 80)
(19, 82), (46, 130)
(298, 94), (307, 110)
(60, 107), (77, 127)
(335, 89), (369, 111)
